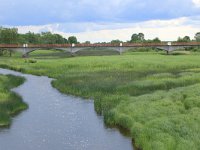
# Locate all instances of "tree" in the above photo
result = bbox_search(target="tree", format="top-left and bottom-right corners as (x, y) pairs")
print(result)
(195, 32), (200, 42)
(40, 32), (55, 44)
(68, 36), (78, 44)
(24, 32), (41, 44)
(130, 33), (145, 43)
(54, 34), (67, 44)
(130, 34), (138, 43)
(18, 34), (28, 44)
(0, 27), (18, 44)
(0, 26), (68, 45)
(152, 37), (161, 43)
(177, 36), (191, 42)
(84, 41), (90, 44)
(184, 36), (191, 42)
(111, 39), (122, 44)
(138, 33), (145, 41)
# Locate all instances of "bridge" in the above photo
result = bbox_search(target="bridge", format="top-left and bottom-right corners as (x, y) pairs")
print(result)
(0, 42), (200, 57)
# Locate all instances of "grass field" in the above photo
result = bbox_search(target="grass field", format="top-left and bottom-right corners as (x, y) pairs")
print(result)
(0, 49), (200, 150)
(0, 74), (28, 127)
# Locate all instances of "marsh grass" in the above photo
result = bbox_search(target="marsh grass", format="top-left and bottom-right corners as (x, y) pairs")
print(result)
(1, 51), (200, 149)
(0, 75), (28, 126)
(75, 48), (119, 56)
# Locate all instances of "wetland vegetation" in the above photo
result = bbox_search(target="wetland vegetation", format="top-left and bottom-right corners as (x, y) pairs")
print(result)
(1, 49), (200, 150)
(0, 74), (27, 126)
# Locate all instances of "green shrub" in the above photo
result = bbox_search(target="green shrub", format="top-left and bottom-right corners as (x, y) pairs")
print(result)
(0, 75), (28, 127)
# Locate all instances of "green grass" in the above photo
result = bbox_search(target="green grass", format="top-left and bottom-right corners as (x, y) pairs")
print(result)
(0, 74), (28, 127)
(1, 50), (200, 149)
(75, 48), (119, 56)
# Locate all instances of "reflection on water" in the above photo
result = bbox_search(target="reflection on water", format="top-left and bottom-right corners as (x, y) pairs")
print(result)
(0, 68), (133, 150)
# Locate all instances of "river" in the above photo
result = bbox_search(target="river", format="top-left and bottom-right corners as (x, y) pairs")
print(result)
(0, 68), (133, 150)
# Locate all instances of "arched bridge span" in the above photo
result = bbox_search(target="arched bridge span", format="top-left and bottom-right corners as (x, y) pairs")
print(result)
(0, 42), (200, 57)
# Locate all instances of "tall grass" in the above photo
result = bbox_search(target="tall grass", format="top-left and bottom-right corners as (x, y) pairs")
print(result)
(0, 75), (28, 126)
(1, 51), (200, 149)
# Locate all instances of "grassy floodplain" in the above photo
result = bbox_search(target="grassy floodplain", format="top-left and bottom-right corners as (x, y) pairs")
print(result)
(0, 74), (28, 126)
(1, 49), (200, 149)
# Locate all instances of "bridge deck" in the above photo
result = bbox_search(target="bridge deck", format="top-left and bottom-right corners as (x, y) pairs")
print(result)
(0, 42), (200, 48)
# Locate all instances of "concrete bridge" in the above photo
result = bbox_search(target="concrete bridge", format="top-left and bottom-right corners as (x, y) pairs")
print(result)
(0, 42), (200, 57)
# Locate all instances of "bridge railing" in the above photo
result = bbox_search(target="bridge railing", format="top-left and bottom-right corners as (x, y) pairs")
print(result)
(1, 42), (200, 48)
(0, 44), (22, 48)
(122, 42), (168, 47)
(75, 43), (121, 47)
(28, 44), (72, 48)
(172, 42), (200, 46)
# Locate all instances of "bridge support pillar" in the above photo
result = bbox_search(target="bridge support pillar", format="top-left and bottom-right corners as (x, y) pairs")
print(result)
(119, 47), (122, 55)
(70, 43), (75, 56)
(119, 43), (123, 55)
(22, 44), (29, 58)
(166, 42), (172, 55)
(22, 49), (29, 58)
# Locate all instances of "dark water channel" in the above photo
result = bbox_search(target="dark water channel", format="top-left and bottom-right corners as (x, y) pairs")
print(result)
(0, 68), (133, 150)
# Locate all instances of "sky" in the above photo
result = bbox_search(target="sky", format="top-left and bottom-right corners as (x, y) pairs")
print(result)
(1, 0), (200, 42)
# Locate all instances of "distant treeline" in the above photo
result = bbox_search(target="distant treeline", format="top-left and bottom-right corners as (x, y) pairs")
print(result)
(0, 27), (78, 44)
(0, 27), (200, 44)
(110, 32), (200, 44)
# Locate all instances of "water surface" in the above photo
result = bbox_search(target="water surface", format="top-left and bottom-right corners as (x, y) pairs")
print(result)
(0, 68), (133, 150)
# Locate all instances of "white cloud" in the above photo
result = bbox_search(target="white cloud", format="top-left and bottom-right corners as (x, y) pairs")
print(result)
(10, 17), (200, 43)
(57, 26), (199, 43)
(192, 0), (200, 7)
(15, 24), (60, 33)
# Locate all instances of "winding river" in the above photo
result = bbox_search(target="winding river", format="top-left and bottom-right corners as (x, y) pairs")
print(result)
(0, 68), (133, 150)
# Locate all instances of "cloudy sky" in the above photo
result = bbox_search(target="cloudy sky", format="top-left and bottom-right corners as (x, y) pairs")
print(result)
(1, 0), (200, 42)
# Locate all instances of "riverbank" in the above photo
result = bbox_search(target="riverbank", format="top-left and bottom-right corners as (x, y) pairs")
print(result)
(1, 51), (200, 150)
(0, 74), (28, 127)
